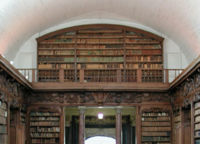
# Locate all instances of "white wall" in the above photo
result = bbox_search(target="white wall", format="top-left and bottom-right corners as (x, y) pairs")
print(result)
(163, 38), (188, 69)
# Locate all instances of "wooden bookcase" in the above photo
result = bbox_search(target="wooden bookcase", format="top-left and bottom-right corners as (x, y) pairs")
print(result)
(0, 101), (8, 144)
(37, 25), (163, 82)
(194, 101), (200, 144)
(20, 108), (26, 125)
(173, 109), (181, 144)
(141, 110), (171, 144)
(29, 110), (61, 144)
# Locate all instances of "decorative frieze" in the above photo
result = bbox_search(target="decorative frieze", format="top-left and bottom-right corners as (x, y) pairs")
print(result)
(0, 68), (26, 108)
(172, 68), (200, 106)
(27, 92), (170, 105)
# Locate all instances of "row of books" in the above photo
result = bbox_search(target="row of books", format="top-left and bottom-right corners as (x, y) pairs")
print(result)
(57, 49), (162, 55)
(32, 138), (58, 144)
(195, 109), (200, 115)
(195, 123), (200, 129)
(195, 131), (200, 137)
(0, 102), (7, 110)
(142, 127), (171, 132)
(30, 117), (59, 121)
(195, 102), (200, 144)
(142, 136), (170, 141)
(20, 112), (26, 124)
(39, 57), (125, 63)
(174, 115), (181, 123)
(126, 56), (162, 62)
(43, 38), (159, 44)
(38, 63), (163, 70)
(39, 50), (75, 55)
(142, 121), (171, 127)
(30, 122), (59, 126)
(142, 112), (169, 117)
(38, 44), (161, 49)
(39, 50), (162, 56)
(0, 109), (7, 117)
(142, 132), (170, 137)
(0, 116), (6, 125)
(30, 112), (60, 116)
(0, 135), (7, 144)
(0, 125), (7, 134)
(141, 117), (170, 122)
(196, 139), (200, 144)
(195, 102), (200, 109)
(195, 116), (200, 122)
(142, 142), (170, 144)
(195, 123), (200, 130)
(30, 133), (59, 138)
(30, 127), (60, 133)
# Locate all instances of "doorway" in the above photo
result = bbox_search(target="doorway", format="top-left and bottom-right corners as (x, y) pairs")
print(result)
(64, 106), (136, 144)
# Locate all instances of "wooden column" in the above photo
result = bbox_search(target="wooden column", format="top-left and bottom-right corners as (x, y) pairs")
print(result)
(136, 106), (141, 144)
(180, 108), (184, 144)
(137, 69), (142, 83)
(32, 69), (35, 82)
(26, 109), (30, 144)
(117, 69), (121, 82)
(123, 29), (127, 82)
(116, 107), (122, 144)
(79, 107), (85, 144)
(7, 102), (10, 144)
(60, 107), (65, 144)
(165, 69), (169, 83)
(16, 110), (21, 144)
(191, 102), (194, 144)
(80, 69), (84, 82)
(59, 69), (64, 82)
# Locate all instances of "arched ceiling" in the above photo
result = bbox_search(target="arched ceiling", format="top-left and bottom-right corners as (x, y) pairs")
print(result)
(0, 0), (200, 63)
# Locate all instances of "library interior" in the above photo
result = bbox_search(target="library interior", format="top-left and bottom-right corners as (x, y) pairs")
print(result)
(0, 1), (200, 144)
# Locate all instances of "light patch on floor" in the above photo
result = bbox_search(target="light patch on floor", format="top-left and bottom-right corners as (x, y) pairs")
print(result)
(85, 136), (116, 144)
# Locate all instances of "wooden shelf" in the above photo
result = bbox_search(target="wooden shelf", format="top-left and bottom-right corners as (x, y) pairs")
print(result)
(0, 101), (7, 144)
(37, 25), (163, 82)
(29, 111), (60, 144)
(141, 110), (171, 144)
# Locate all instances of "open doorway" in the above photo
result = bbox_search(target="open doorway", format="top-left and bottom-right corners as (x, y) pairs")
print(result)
(64, 106), (136, 144)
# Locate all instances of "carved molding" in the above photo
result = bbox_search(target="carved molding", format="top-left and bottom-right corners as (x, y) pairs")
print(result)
(172, 68), (200, 107)
(0, 68), (26, 108)
(27, 92), (170, 105)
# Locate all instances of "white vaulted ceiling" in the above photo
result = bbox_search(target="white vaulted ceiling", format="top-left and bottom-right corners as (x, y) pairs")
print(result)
(0, 0), (200, 63)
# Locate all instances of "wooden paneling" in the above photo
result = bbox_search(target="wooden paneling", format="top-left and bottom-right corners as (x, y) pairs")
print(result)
(0, 101), (8, 144)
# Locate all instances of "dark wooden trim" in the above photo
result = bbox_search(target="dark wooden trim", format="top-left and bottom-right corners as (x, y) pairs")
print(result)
(0, 55), (31, 88)
(31, 82), (169, 92)
(136, 106), (141, 144)
(191, 102), (194, 144)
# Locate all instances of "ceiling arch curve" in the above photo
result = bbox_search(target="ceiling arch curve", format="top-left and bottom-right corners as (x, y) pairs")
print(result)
(0, 0), (199, 64)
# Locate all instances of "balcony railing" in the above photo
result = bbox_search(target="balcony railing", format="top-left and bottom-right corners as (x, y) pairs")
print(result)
(17, 68), (183, 83)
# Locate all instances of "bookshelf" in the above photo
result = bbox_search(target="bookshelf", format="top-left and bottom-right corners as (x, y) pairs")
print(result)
(0, 101), (8, 144)
(141, 110), (171, 144)
(37, 25), (163, 82)
(29, 111), (61, 144)
(173, 109), (181, 144)
(194, 102), (200, 144)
